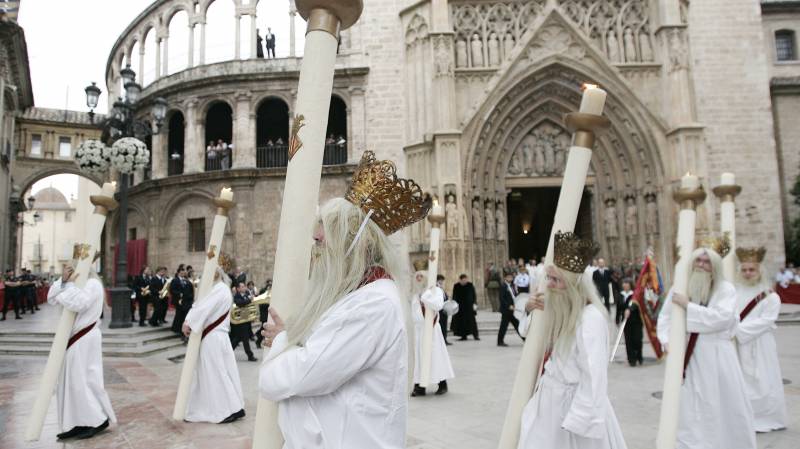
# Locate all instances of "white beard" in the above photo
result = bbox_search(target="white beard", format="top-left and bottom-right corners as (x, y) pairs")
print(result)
(687, 269), (712, 306)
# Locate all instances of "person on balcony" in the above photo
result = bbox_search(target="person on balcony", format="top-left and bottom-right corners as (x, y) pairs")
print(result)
(206, 141), (218, 169)
(216, 139), (230, 170)
(256, 29), (265, 58)
(265, 27), (276, 58)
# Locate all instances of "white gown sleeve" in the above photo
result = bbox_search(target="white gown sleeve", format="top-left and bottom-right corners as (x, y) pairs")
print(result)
(561, 308), (608, 439)
(657, 289), (673, 345)
(420, 287), (445, 311)
(686, 284), (736, 334)
(185, 284), (221, 333)
(48, 279), (96, 313)
(736, 294), (780, 344)
(259, 306), (383, 401)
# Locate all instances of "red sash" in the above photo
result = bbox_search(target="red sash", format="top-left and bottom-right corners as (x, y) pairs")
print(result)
(739, 291), (770, 321)
(420, 302), (440, 326)
(202, 312), (229, 339)
(67, 322), (97, 349)
(358, 266), (391, 288)
(682, 332), (699, 379)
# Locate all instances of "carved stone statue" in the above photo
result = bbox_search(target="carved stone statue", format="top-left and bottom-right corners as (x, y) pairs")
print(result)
(639, 31), (653, 61)
(607, 31), (620, 63)
(488, 33), (500, 66)
(472, 198), (483, 239)
(534, 141), (545, 174)
(645, 193), (658, 234)
(445, 194), (460, 239)
(471, 34), (484, 67)
(604, 199), (619, 239)
(456, 39), (468, 68)
(496, 203), (507, 241)
(508, 149), (523, 175)
(554, 143), (565, 175)
(668, 29), (688, 72)
(503, 33), (515, 59)
(484, 202), (496, 240)
(522, 139), (535, 175)
(625, 196), (638, 236)
(543, 133), (556, 175)
(623, 28), (637, 62)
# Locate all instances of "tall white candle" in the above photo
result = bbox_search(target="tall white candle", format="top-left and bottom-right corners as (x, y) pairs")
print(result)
(420, 202), (443, 388)
(717, 173), (738, 280)
(220, 187), (233, 201)
(721, 172), (735, 186)
(681, 172), (699, 190)
(578, 84), (607, 116)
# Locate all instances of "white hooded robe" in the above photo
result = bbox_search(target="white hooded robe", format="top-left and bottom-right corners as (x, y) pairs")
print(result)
(412, 286), (455, 385)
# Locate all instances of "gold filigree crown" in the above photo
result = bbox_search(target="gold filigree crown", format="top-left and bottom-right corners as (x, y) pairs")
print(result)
(345, 151), (432, 235)
(553, 231), (599, 273)
(218, 253), (233, 273)
(412, 259), (429, 272)
(696, 233), (731, 258)
(736, 246), (766, 263)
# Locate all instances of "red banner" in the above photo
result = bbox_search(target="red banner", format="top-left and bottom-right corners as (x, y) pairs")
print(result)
(632, 256), (664, 360)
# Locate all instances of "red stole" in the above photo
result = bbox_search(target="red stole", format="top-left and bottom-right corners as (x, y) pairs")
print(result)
(739, 290), (770, 321)
(202, 312), (229, 339)
(67, 321), (97, 349)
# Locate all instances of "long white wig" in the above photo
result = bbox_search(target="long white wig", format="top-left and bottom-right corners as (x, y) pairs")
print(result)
(544, 266), (607, 355)
(285, 198), (410, 350)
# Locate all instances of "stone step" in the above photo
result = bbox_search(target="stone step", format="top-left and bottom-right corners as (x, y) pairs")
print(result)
(0, 332), (179, 348)
(0, 337), (185, 358)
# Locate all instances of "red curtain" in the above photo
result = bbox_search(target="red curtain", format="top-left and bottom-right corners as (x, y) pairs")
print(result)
(775, 284), (800, 305)
(112, 239), (148, 285)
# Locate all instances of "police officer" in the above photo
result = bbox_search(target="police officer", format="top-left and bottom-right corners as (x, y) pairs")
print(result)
(1, 269), (22, 320)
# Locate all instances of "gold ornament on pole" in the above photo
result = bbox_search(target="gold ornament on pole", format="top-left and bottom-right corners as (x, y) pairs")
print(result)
(497, 84), (609, 449)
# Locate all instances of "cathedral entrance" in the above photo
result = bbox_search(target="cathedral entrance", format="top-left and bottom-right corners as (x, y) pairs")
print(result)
(506, 187), (593, 263)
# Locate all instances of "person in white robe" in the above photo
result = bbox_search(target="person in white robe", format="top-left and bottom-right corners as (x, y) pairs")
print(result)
(734, 247), (787, 432)
(411, 270), (455, 396)
(47, 265), (116, 440)
(657, 247), (756, 449)
(259, 154), (429, 449)
(518, 232), (627, 449)
(181, 268), (245, 423)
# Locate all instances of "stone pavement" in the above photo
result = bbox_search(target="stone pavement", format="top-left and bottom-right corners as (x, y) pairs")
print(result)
(0, 303), (798, 449)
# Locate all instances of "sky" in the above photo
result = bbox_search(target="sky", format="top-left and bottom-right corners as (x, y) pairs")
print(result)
(17, 0), (302, 196)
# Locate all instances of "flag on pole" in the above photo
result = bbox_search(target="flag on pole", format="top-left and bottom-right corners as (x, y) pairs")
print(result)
(632, 254), (665, 359)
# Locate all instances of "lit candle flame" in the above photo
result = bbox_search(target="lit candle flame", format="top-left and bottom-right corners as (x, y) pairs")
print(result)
(581, 83), (598, 91)
(433, 198), (439, 207)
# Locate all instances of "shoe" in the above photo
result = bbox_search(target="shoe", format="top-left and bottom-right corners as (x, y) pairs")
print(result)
(139, 323), (146, 327)
(445, 341), (453, 346)
(497, 342), (509, 347)
(248, 355), (258, 362)
(57, 426), (89, 440)
(474, 337), (481, 341)
(411, 385), (426, 397)
(1, 316), (5, 321)
(219, 409), (245, 424)
(16, 315), (22, 319)
(74, 420), (109, 439)
(435, 381), (448, 395)
(458, 337), (468, 341)
(35, 306), (40, 310)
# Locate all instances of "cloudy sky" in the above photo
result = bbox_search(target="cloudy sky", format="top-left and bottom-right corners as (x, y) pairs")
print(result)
(18, 0), (302, 196)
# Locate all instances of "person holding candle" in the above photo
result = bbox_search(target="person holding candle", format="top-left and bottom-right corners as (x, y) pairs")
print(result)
(734, 247), (788, 432)
(517, 232), (627, 449)
(47, 263), (116, 440)
(656, 240), (756, 449)
(181, 265), (246, 423)
(258, 151), (430, 448)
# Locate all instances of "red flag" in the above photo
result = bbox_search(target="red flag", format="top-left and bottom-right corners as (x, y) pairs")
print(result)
(632, 256), (664, 359)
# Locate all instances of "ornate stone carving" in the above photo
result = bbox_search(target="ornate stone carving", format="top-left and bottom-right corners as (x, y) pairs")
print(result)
(667, 28), (689, 73)
(472, 198), (483, 239)
(644, 190), (658, 234)
(506, 121), (571, 177)
(623, 28), (637, 62)
(604, 197), (619, 239)
(471, 34), (484, 67)
(446, 193), (461, 239)
(433, 35), (455, 78)
(496, 202), (507, 241)
(527, 24), (586, 61)
(607, 31), (620, 63)
(624, 194), (638, 236)
(488, 33), (501, 66)
(456, 39), (468, 68)
(484, 201), (496, 240)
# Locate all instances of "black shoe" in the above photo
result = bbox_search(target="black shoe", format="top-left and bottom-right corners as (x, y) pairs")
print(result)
(435, 381), (448, 395)
(74, 420), (109, 440)
(458, 337), (468, 341)
(139, 322), (147, 327)
(411, 385), (426, 397)
(57, 426), (89, 440)
(445, 341), (453, 346)
(15, 315), (22, 319)
(219, 409), (245, 424)
(474, 337), (481, 341)
(497, 342), (509, 347)
(247, 355), (258, 362)
(35, 306), (40, 310)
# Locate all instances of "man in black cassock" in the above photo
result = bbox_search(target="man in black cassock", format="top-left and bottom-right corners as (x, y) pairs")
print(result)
(592, 257), (612, 311)
(621, 280), (643, 366)
(256, 29), (265, 58)
(170, 264), (194, 342)
(230, 281), (257, 361)
(450, 274), (479, 341)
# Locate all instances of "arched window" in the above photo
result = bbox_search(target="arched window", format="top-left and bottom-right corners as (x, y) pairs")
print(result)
(204, 102), (233, 171)
(325, 95), (347, 165)
(167, 111), (185, 175)
(776, 29), (796, 61)
(256, 98), (290, 168)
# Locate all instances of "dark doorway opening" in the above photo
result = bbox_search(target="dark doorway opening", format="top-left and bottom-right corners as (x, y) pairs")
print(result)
(167, 111), (185, 176)
(205, 102), (233, 171)
(256, 98), (290, 167)
(506, 187), (593, 263)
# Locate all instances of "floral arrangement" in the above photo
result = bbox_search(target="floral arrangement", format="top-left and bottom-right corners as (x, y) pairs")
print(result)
(74, 139), (110, 175)
(110, 137), (150, 174)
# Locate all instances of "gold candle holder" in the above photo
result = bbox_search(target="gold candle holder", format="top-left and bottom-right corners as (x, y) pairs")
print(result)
(213, 197), (236, 217)
(564, 112), (611, 149)
(712, 184), (742, 203)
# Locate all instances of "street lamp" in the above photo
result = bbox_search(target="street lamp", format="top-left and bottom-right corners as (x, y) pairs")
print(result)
(84, 82), (101, 123)
(83, 65), (165, 329)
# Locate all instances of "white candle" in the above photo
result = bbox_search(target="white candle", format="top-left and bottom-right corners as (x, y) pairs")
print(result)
(681, 172), (699, 190)
(431, 200), (444, 217)
(102, 182), (116, 197)
(578, 84), (607, 116)
(721, 172), (735, 186)
(220, 187), (234, 201)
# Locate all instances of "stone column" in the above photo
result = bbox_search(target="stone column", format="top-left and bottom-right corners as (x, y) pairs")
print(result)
(250, 14), (257, 59)
(188, 24), (195, 67)
(347, 86), (366, 163)
(138, 46), (145, 83)
(155, 38), (162, 80)
(199, 22), (206, 65)
(289, 2), (296, 57)
(162, 35), (169, 76)
(151, 130), (166, 179)
(184, 100), (203, 173)
(232, 91), (254, 168)
(234, 14), (241, 60)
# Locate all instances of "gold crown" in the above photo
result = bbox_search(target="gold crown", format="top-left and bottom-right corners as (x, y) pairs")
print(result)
(696, 232), (731, 258)
(218, 253), (233, 273)
(553, 231), (599, 273)
(412, 259), (428, 272)
(736, 246), (766, 263)
(345, 151), (432, 235)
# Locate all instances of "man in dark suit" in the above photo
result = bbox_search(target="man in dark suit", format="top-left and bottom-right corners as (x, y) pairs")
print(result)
(149, 266), (168, 326)
(170, 265), (194, 341)
(592, 257), (613, 311)
(265, 27), (276, 58)
(497, 272), (523, 346)
(133, 266), (153, 327)
(436, 275), (451, 345)
(231, 282), (257, 361)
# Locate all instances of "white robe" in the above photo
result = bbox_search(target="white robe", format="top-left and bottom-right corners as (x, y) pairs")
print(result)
(259, 279), (407, 449)
(47, 278), (116, 432)
(412, 286), (455, 384)
(735, 285), (788, 431)
(183, 281), (245, 423)
(657, 281), (756, 449)
(518, 305), (627, 449)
